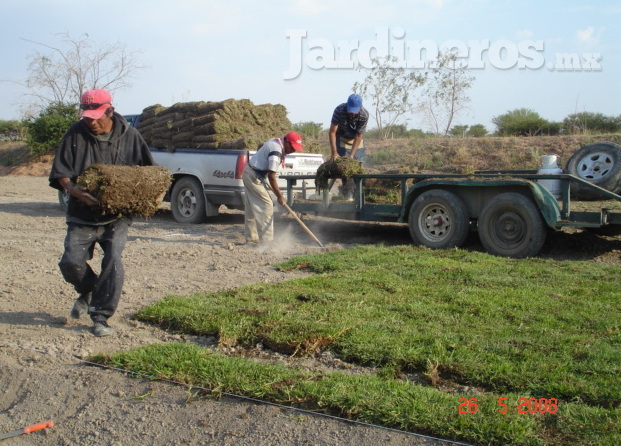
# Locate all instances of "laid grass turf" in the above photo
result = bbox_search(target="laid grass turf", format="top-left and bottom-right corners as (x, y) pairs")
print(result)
(93, 246), (621, 446)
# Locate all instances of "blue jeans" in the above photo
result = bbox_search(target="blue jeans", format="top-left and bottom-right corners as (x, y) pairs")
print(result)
(336, 138), (366, 162)
(58, 219), (130, 322)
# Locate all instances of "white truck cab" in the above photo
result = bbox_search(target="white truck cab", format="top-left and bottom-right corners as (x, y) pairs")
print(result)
(151, 147), (324, 223)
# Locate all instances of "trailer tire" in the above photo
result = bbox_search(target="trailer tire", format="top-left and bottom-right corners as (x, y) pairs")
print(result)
(478, 192), (546, 258)
(408, 190), (470, 249)
(170, 177), (207, 224)
(565, 142), (621, 200)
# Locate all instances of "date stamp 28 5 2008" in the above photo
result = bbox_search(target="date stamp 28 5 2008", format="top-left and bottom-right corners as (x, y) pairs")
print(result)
(458, 398), (559, 414)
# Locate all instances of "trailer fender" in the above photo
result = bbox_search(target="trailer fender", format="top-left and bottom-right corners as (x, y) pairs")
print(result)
(400, 178), (561, 227)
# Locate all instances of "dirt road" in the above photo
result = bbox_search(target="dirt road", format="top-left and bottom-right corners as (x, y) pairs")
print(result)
(1, 176), (459, 446)
(2, 174), (620, 445)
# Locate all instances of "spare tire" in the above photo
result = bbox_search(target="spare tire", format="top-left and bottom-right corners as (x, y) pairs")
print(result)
(565, 142), (621, 200)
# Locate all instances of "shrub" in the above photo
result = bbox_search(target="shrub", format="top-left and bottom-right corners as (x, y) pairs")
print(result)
(492, 108), (559, 136)
(449, 124), (489, 138)
(562, 112), (621, 134)
(365, 126), (432, 140)
(466, 124), (488, 137)
(0, 120), (27, 141)
(26, 103), (78, 155)
(293, 121), (324, 139)
(449, 125), (469, 137)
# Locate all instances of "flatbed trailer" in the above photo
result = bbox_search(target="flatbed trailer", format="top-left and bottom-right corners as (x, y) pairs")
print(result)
(285, 170), (621, 258)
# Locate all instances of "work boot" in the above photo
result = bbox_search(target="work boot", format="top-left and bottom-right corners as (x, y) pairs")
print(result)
(70, 292), (92, 319)
(92, 320), (115, 337)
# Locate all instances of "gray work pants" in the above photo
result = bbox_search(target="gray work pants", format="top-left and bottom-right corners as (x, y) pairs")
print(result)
(58, 218), (129, 322)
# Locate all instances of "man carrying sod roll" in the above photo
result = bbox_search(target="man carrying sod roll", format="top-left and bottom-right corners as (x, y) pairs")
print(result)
(49, 89), (155, 337)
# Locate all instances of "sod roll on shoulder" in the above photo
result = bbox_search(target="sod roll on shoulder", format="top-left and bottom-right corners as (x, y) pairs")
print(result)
(77, 164), (172, 217)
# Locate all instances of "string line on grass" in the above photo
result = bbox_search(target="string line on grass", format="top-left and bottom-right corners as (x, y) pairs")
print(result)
(0, 340), (472, 446)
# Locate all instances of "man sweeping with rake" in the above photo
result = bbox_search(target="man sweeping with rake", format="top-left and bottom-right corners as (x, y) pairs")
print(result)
(241, 132), (304, 246)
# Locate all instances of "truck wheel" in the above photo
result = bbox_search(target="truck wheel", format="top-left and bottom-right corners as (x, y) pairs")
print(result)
(408, 190), (470, 249)
(58, 189), (69, 212)
(565, 142), (621, 200)
(478, 192), (546, 258)
(170, 177), (206, 224)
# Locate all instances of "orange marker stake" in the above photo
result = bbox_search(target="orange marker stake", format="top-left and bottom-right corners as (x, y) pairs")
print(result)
(0, 421), (54, 441)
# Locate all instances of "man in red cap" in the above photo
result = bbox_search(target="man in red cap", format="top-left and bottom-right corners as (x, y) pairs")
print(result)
(49, 89), (155, 337)
(242, 132), (303, 245)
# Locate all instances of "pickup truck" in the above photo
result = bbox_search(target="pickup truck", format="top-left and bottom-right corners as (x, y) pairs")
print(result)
(58, 114), (325, 223)
(150, 146), (323, 223)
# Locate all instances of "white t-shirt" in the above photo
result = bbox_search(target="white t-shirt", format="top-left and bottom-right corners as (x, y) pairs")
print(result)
(249, 138), (284, 173)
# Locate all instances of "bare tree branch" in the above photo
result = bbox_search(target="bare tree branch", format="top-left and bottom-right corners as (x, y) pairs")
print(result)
(353, 56), (426, 139)
(419, 51), (475, 136)
(20, 32), (145, 113)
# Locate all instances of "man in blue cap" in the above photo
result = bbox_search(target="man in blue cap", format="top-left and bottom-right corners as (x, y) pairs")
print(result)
(328, 94), (369, 199)
(328, 93), (369, 162)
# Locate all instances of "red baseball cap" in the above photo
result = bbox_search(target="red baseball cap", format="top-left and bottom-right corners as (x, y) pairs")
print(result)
(284, 132), (304, 151)
(80, 89), (112, 119)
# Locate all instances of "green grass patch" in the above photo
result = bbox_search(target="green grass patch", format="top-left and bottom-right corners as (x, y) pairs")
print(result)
(99, 246), (621, 445)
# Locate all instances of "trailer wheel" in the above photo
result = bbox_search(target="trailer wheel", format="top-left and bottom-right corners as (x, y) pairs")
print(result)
(565, 142), (621, 200)
(408, 190), (470, 249)
(478, 192), (546, 258)
(58, 189), (70, 212)
(170, 177), (206, 224)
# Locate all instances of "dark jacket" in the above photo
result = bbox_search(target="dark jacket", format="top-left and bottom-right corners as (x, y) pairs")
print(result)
(49, 113), (155, 223)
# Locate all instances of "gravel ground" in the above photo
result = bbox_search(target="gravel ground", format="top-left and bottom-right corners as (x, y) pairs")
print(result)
(2, 173), (620, 445)
(0, 176), (457, 446)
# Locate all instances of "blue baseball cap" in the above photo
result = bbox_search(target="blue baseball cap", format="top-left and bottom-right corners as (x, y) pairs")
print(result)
(347, 94), (363, 113)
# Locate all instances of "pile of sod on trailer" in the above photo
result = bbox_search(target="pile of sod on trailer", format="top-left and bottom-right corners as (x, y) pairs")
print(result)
(137, 99), (292, 151)
(315, 157), (364, 193)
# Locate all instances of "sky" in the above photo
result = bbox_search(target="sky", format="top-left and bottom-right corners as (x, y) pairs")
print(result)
(0, 0), (619, 133)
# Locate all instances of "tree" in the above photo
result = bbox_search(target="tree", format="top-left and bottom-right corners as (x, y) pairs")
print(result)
(353, 55), (426, 139)
(26, 102), (78, 155)
(419, 51), (475, 136)
(449, 125), (469, 137)
(466, 124), (488, 137)
(492, 108), (558, 136)
(22, 32), (144, 114)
